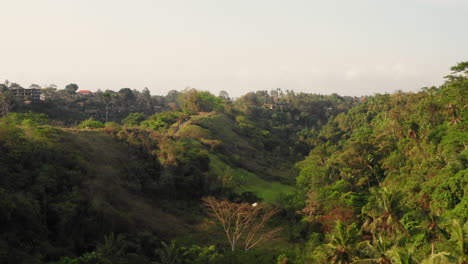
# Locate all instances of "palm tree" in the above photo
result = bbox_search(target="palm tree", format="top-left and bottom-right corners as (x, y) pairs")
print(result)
(416, 209), (448, 255)
(362, 187), (407, 239)
(420, 252), (457, 264)
(446, 219), (467, 264)
(102, 91), (112, 123)
(356, 234), (392, 264)
(97, 232), (128, 260)
(154, 240), (184, 264)
(387, 246), (418, 264)
(324, 221), (360, 264)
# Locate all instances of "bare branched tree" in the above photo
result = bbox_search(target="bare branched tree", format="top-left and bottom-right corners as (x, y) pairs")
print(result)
(202, 196), (281, 251)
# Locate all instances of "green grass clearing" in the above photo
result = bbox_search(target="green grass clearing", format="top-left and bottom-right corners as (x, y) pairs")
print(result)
(209, 155), (295, 203)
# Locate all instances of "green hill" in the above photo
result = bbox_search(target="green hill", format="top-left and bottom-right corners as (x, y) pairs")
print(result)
(0, 62), (466, 263)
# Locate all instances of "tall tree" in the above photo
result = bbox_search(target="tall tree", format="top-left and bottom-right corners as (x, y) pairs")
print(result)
(417, 208), (448, 256)
(202, 197), (280, 251)
(0, 91), (15, 116)
(65, 83), (79, 94)
(102, 91), (113, 123)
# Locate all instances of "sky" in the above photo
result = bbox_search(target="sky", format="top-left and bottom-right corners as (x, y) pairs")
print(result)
(0, 0), (467, 97)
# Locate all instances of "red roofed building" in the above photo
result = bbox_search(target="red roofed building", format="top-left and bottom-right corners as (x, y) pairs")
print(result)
(77, 90), (93, 95)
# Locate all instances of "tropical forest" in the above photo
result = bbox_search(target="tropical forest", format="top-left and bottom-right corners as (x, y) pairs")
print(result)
(0, 62), (466, 264)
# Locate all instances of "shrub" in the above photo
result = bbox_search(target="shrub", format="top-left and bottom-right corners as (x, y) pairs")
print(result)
(78, 118), (104, 129)
(121, 112), (144, 126)
(1, 112), (49, 126)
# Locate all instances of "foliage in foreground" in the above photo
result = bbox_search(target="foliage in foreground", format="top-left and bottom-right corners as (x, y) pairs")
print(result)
(290, 62), (467, 263)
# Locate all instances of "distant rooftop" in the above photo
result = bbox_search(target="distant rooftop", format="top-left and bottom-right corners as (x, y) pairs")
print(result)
(77, 90), (92, 94)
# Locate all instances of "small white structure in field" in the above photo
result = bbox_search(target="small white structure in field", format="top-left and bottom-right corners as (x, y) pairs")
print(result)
(252, 202), (257, 207)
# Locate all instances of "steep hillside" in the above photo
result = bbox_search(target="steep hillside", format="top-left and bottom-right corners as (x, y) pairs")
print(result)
(0, 110), (311, 263)
(0, 123), (200, 263)
(104, 112), (297, 203)
(291, 62), (467, 263)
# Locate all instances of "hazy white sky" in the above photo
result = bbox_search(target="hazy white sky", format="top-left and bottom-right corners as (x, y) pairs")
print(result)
(1, 0), (467, 97)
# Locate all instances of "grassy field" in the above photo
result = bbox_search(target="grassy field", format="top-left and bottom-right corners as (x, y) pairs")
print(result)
(235, 174), (295, 203)
(209, 155), (295, 203)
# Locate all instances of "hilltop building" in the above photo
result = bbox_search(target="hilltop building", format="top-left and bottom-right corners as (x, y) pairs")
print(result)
(8, 88), (42, 103)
